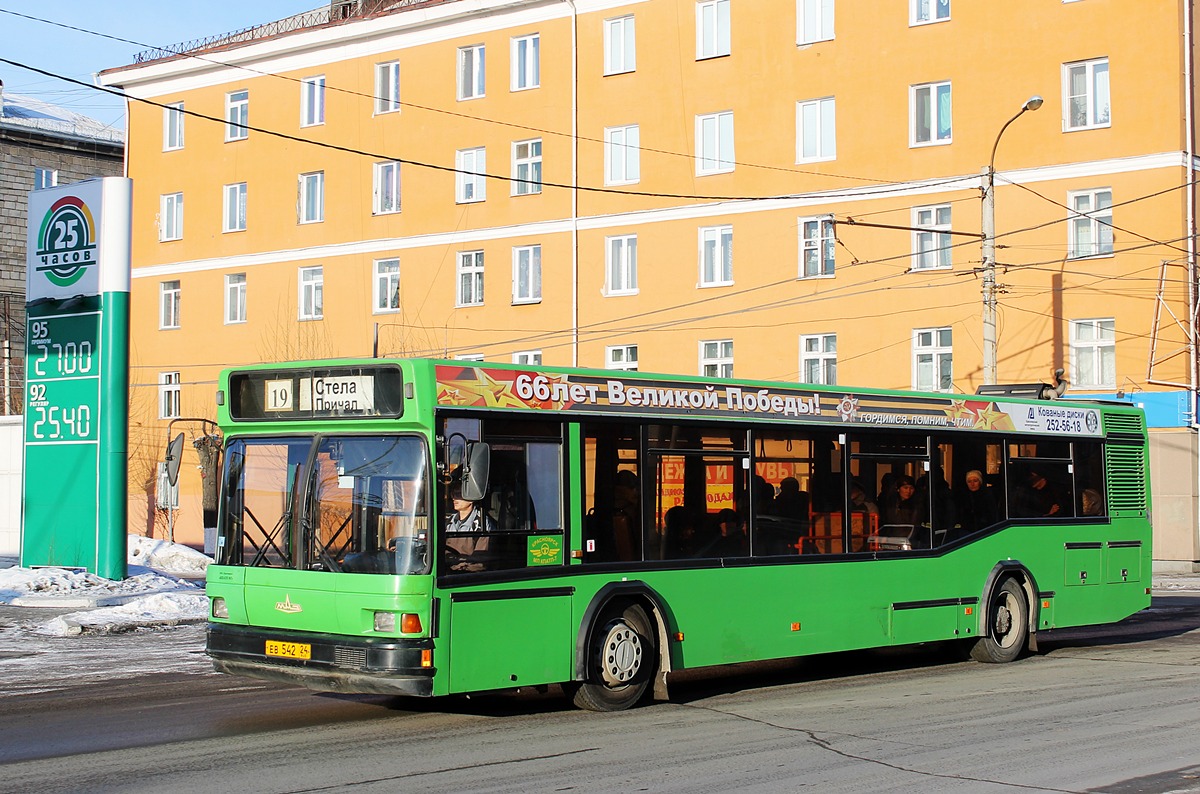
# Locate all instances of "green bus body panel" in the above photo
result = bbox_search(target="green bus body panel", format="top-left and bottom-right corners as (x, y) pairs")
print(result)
(448, 596), (574, 693)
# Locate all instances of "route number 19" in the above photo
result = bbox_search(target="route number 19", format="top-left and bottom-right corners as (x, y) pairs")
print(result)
(265, 379), (293, 412)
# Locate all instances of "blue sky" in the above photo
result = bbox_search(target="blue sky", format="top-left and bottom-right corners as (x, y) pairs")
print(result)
(0, 2), (319, 131)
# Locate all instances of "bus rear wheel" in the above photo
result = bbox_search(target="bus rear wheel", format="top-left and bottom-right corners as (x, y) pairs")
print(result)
(970, 578), (1028, 664)
(569, 602), (656, 712)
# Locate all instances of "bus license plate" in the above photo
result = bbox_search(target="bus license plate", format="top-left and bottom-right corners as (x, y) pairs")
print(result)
(265, 640), (311, 660)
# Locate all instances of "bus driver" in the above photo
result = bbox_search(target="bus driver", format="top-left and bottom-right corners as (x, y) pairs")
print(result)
(445, 480), (496, 571)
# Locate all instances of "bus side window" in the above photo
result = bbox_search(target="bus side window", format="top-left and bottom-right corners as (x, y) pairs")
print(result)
(583, 424), (642, 563)
(1074, 441), (1106, 517)
(1008, 442), (1074, 519)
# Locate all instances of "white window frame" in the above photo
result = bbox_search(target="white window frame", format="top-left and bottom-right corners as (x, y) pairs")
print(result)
(911, 80), (952, 146)
(374, 258), (400, 314)
(606, 344), (639, 371)
(695, 110), (734, 175)
(299, 171), (325, 224)
(605, 124), (640, 185)
(373, 161), (401, 215)
(700, 339), (734, 379)
(1063, 57), (1110, 131)
(699, 225), (733, 287)
(225, 273), (247, 325)
(797, 0), (834, 44)
(696, 0), (731, 60)
(456, 354), (486, 362)
(163, 102), (184, 151)
(800, 333), (837, 385)
(910, 0), (950, 25)
(375, 60), (400, 114)
(606, 234), (638, 295)
(1068, 188), (1114, 259)
(457, 250), (485, 307)
(604, 15), (636, 75)
(912, 204), (952, 271)
(1070, 318), (1116, 389)
(511, 33), (540, 91)
(799, 216), (835, 278)
(458, 44), (486, 100)
(512, 139), (543, 195)
(301, 75), (326, 127)
(33, 168), (57, 190)
(513, 350), (543, 365)
(159, 192), (183, 241)
(456, 147), (486, 203)
(913, 327), (953, 392)
(158, 372), (182, 421)
(223, 182), (247, 233)
(299, 266), (324, 321)
(512, 245), (542, 304)
(160, 281), (181, 330)
(796, 97), (836, 163)
(225, 90), (249, 141)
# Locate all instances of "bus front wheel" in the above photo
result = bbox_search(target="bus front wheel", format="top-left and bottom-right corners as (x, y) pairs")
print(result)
(970, 578), (1028, 663)
(569, 602), (656, 712)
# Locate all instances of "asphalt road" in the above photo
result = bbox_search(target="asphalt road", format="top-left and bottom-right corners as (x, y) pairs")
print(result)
(1, 594), (1199, 793)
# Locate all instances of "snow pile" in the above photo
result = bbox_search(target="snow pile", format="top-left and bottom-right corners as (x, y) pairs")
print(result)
(0, 565), (197, 605)
(127, 535), (212, 575)
(38, 592), (211, 636)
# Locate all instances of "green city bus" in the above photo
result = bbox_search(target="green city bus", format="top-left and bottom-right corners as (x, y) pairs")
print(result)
(205, 358), (1151, 711)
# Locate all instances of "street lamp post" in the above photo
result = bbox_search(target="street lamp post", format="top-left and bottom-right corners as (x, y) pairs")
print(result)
(982, 95), (1043, 385)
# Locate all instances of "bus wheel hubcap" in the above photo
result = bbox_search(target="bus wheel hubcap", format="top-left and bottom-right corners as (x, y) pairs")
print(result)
(995, 599), (1013, 639)
(599, 621), (642, 687)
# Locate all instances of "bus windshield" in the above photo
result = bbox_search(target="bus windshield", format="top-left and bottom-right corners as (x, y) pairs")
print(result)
(217, 435), (431, 574)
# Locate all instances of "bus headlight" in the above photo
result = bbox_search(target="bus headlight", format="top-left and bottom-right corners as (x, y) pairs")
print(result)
(211, 597), (228, 619)
(373, 611), (397, 632)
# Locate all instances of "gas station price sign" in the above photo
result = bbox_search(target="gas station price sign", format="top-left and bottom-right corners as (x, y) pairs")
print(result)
(26, 312), (102, 443)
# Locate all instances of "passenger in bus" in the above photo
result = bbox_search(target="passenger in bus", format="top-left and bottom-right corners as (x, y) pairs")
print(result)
(1013, 469), (1066, 518)
(696, 508), (748, 557)
(849, 479), (879, 517)
(662, 505), (698, 558)
(445, 480), (496, 571)
(954, 469), (1000, 538)
(884, 475), (920, 526)
(1081, 488), (1103, 516)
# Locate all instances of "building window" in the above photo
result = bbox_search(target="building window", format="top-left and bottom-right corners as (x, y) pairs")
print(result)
(301, 75), (325, 127)
(457, 251), (485, 306)
(160, 281), (181, 329)
(1070, 318), (1116, 388)
(456, 147), (486, 203)
(156, 462), (179, 509)
(223, 183), (247, 233)
(511, 34), (540, 91)
(374, 259), (400, 313)
(458, 44), (485, 100)
(513, 350), (542, 365)
(512, 245), (542, 304)
(913, 327), (953, 392)
(606, 235), (638, 295)
(1068, 188), (1113, 258)
(33, 168), (57, 190)
(796, 97), (835, 162)
(797, 0), (834, 44)
(800, 334), (837, 385)
(799, 216), (835, 278)
(911, 80), (952, 145)
(605, 124), (640, 185)
(225, 273), (247, 324)
(701, 339), (734, 378)
(299, 267), (323, 320)
(604, 15), (636, 75)
(163, 102), (184, 150)
(699, 225), (733, 286)
(299, 171), (325, 224)
(373, 161), (401, 215)
(513, 139), (543, 195)
(912, 204), (952, 270)
(375, 61), (400, 114)
(911, 0), (950, 25)
(696, 0), (731, 59)
(225, 90), (249, 141)
(1064, 57), (1110, 130)
(607, 345), (638, 371)
(456, 354), (485, 362)
(159, 193), (183, 241)
(158, 372), (181, 420)
(696, 111), (734, 174)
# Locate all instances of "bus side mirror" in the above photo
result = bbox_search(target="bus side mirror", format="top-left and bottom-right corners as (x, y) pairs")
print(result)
(460, 442), (490, 502)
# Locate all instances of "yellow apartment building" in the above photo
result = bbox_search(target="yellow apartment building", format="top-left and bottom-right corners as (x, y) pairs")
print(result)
(102, 0), (1200, 568)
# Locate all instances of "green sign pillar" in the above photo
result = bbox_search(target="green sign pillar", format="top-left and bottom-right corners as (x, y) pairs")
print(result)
(22, 177), (131, 579)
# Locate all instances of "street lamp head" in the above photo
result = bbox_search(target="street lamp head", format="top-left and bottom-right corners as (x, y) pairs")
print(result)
(1023, 95), (1044, 112)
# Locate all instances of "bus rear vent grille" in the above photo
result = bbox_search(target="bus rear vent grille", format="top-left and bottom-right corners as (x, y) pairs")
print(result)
(1104, 412), (1145, 435)
(334, 647), (367, 668)
(1105, 442), (1147, 515)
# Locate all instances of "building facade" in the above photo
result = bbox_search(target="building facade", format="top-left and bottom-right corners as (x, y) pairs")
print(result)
(102, 0), (1200, 568)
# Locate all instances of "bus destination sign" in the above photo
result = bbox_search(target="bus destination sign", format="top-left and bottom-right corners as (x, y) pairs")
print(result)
(229, 366), (403, 421)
